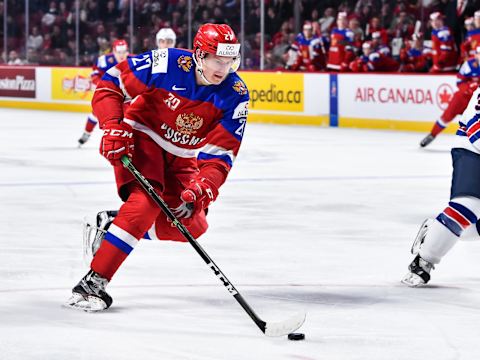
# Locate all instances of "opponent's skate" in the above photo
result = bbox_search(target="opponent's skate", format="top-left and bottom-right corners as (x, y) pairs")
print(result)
(419, 134), (435, 148)
(402, 219), (435, 287)
(83, 210), (118, 264)
(78, 132), (91, 146)
(402, 255), (435, 287)
(65, 270), (112, 312)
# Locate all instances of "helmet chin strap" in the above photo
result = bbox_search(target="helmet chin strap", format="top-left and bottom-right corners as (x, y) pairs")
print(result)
(193, 50), (213, 85)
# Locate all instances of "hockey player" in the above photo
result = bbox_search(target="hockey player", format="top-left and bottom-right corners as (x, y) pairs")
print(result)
(349, 41), (399, 72)
(77, 39), (129, 146)
(66, 23), (249, 311)
(419, 46), (480, 147)
(429, 12), (458, 73)
(156, 27), (176, 49)
(399, 33), (429, 73)
(371, 31), (391, 57)
(287, 21), (327, 71)
(402, 84), (480, 286)
(460, 17), (477, 61)
(327, 12), (355, 71)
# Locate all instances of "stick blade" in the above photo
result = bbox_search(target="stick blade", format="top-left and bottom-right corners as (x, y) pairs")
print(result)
(264, 312), (306, 337)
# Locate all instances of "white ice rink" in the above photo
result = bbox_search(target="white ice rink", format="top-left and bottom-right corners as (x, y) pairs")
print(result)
(2, 108), (480, 359)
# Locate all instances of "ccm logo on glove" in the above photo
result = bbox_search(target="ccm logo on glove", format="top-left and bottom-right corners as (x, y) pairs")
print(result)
(100, 122), (134, 166)
(103, 128), (134, 137)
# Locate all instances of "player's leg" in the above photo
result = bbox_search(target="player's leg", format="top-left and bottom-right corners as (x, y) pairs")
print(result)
(67, 182), (162, 311)
(67, 132), (166, 310)
(403, 148), (480, 286)
(420, 90), (471, 147)
(78, 113), (98, 146)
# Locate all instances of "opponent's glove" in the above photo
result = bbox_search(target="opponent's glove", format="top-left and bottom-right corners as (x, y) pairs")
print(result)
(100, 121), (134, 166)
(174, 177), (219, 219)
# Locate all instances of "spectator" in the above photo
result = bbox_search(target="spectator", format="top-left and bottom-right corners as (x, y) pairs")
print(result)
(57, 1), (73, 26)
(27, 26), (43, 51)
(51, 24), (67, 50)
(272, 21), (292, 47)
(7, 50), (26, 65)
(380, 3), (393, 29)
(3, 0), (477, 71)
(367, 16), (388, 44)
(266, 7), (281, 36)
(104, 1), (119, 25)
(318, 7), (335, 35)
(389, 10), (414, 40)
(95, 23), (109, 48)
(349, 18), (364, 48)
(81, 34), (98, 56)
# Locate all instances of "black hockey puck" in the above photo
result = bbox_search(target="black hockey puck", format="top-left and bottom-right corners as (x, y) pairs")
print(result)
(288, 333), (305, 341)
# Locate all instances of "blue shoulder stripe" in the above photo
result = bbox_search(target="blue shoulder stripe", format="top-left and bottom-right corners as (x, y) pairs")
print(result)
(102, 72), (120, 88)
(197, 152), (233, 167)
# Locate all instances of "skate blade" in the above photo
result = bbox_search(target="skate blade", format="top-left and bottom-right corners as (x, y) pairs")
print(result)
(63, 293), (108, 312)
(401, 272), (427, 287)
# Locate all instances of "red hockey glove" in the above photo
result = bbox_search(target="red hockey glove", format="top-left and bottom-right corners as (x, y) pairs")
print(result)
(100, 121), (134, 166)
(174, 177), (219, 219)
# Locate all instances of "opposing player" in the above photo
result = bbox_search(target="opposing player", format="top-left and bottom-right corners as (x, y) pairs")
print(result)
(66, 23), (249, 311)
(402, 82), (480, 286)
(156, 27), (176, 49)
(77, 39), (130, 146)
(419, 46), (480, 147)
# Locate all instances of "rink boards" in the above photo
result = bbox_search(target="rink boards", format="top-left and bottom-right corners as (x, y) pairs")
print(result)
(0, 65), (459, 133)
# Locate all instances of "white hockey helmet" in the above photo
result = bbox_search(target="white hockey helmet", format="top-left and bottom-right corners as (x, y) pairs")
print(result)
(156, 28), (176, 48)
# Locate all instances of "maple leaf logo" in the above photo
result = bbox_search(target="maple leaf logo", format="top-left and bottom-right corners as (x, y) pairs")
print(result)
(436, 84), (454, 111)
(439, 88), (451, 104)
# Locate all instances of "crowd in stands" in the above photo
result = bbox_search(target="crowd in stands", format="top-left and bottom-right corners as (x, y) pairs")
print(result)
(2, 0), (480, 73)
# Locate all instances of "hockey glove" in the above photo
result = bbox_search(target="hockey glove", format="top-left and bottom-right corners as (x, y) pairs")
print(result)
(174, 177), (218, 219)
(100, 121), (134, 166)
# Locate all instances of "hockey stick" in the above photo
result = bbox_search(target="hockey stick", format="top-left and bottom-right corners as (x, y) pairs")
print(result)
(121, 155), (305, 336)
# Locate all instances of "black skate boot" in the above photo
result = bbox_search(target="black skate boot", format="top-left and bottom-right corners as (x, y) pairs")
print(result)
(78, 132), (91, 146)
(65, 270), (113, 311)
(83, 210), (118, 263)
(401, 255), (435, 287)
(419, 134), (435, 148)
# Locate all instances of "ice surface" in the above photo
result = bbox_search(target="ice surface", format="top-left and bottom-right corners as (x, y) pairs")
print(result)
(1, 108), (480, 359)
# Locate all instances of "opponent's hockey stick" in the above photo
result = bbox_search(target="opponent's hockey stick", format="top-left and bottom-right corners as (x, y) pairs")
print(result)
(121, 155), (305, 336)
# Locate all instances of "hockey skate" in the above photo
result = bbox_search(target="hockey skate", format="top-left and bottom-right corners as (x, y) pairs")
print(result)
(83, 210), (118, 264)
(402, 255), (435, 287)
(402, 219), (435, 287)
(65, 270), (112, 312)
(419, 134), (435, 148)
(78, 132), (91, 146)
